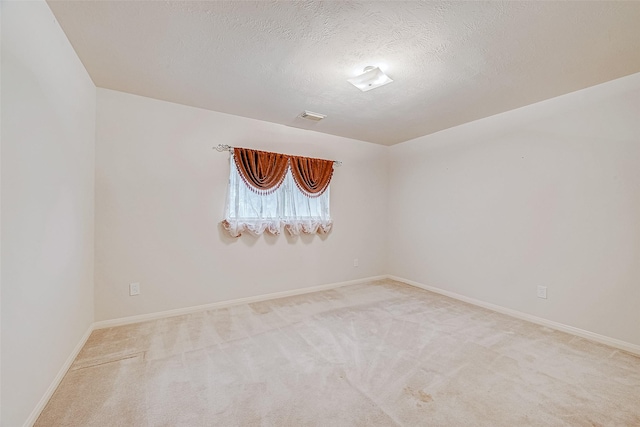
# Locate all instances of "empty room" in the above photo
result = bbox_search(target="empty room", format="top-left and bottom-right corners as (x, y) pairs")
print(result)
(2, 0), (640, 425)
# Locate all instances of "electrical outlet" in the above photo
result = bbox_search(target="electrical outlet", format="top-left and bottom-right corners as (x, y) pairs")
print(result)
(353, 258), (359, 267)
(129, 282), (140, 296)
(537, 286), (547, 299)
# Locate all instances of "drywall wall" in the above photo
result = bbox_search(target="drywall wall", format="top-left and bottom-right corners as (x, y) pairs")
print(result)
(388, 73), (640, 347)
(94, 88), (388, 321)
(1, 1), (96, 425)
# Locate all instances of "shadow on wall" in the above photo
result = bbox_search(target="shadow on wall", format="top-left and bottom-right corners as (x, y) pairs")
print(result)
(217, 223), (330, 246)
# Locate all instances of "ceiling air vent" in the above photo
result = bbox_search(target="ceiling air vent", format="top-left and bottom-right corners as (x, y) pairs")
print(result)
(299, 110), (326, 121)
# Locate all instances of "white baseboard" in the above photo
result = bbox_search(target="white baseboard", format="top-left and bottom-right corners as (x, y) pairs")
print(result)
(388, 275), (640, 357)
(93, 275), (388, 330)
(23, 323), (94, 427)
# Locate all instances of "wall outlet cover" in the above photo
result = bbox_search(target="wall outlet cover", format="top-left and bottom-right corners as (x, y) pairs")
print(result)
(129, 282), (141, 296)
(537, 285), (547, 299)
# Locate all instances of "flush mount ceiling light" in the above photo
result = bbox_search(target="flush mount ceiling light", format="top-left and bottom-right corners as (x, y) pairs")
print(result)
(347, 66), (393, 92)
(298, 110), (326, 121)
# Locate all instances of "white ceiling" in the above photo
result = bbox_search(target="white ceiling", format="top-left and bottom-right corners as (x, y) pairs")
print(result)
(47, 1), (640, 146)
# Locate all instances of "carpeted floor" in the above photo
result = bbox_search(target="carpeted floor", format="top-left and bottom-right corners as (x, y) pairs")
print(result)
(37, 279), (640, 426)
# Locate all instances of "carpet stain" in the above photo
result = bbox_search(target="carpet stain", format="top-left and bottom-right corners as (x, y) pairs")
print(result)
(249, 302), (272, 314)
(404, 386), (433, 403)
(418, 390), (433, 403)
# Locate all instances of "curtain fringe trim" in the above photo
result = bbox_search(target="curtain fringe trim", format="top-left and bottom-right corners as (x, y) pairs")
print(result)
(221, 219), (333, 238)
(232, 152), (288, 195)
(290, 168), (333, 198)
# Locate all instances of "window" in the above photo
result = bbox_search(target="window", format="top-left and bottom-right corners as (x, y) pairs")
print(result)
(222, 148), (333, 237)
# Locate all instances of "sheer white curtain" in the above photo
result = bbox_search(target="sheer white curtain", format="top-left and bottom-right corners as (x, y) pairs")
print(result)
(223, 156), (332, 237)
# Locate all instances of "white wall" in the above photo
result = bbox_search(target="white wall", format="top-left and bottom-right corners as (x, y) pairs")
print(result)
(95, 89), (388, 321)
(1, 1), (96, 425)
(389, 73), (640, 347)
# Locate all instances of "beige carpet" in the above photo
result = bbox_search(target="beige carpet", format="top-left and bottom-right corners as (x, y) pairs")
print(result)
(37, 279), (640, 426)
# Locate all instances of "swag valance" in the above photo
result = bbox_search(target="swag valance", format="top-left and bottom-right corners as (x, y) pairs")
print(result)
(233, 147), (334, 197)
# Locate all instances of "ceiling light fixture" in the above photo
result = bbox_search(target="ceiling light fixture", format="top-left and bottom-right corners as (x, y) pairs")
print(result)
(298, 110), (326, 121)
(347, 66), (393, 92)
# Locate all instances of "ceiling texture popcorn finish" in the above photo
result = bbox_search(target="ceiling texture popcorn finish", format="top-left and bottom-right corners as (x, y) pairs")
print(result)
(47, 1), (640, 146)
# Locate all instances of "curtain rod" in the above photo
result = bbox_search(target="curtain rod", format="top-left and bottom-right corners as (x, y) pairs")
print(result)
(213, 144), (342, 167)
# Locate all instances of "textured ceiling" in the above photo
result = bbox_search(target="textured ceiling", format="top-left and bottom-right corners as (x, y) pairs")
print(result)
(47, 1), (640, 146)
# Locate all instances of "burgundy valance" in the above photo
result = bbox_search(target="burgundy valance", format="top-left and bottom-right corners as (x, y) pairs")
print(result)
(233, 147), (334, 197)
(233, 148), (289, 195)
(290, 156), (334, 197)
